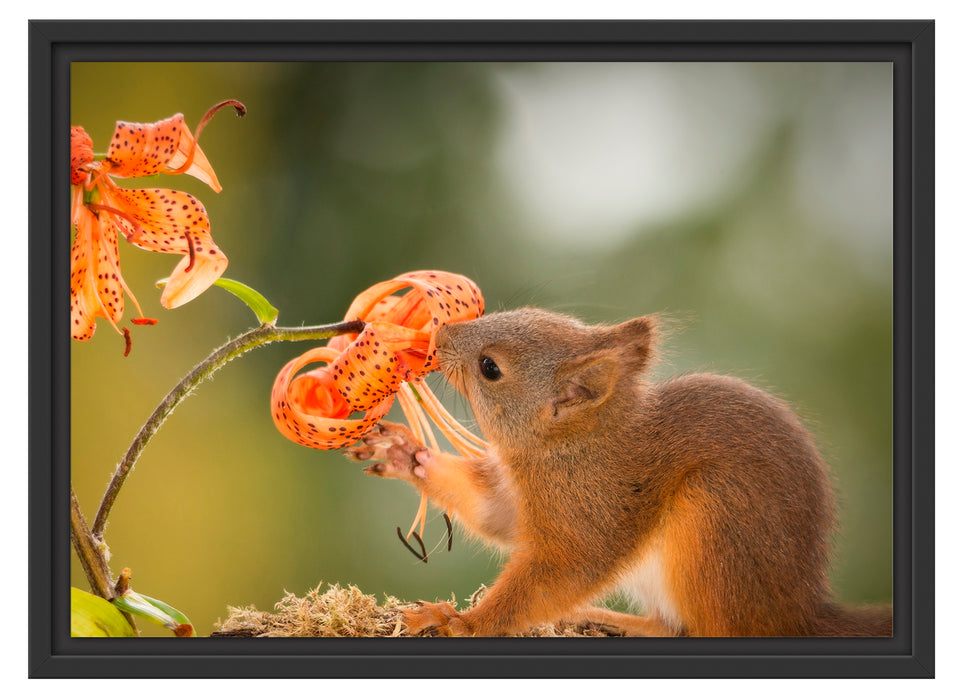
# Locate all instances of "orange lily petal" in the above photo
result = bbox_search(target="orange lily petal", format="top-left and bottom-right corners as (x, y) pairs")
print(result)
(71, 127), (93, 185)
(164, 123), (221, 193)
(70, 203), (123, 339)
(325, 293), (421, 353)
(289, 366), (352, 420)
(105, 114), (185, 177)
(96, 185), (228, 307)
(166, 100), (245, 189)
(159, 245), (229, 309)
(98, 186), (211, 253)
(106, 114), (222, 192)
(342, 271), (484, 376)
(272, 346), (395, 450)
(364, 292), (429, 328)
(328, 322), (431, 412)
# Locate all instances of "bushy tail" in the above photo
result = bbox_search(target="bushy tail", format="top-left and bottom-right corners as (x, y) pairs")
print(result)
(812, 602), (893, 637)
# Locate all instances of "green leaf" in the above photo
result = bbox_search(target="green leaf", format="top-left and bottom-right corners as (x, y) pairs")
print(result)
(156, 276), (279, 325)
(138, 593), (194, 628)
(112, 590), (196, 637)
(213, 278), (279, 324)
(70, 587), (136, 637)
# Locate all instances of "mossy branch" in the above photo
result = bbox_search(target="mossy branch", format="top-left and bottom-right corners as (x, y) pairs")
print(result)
(212, 583), (624, 638)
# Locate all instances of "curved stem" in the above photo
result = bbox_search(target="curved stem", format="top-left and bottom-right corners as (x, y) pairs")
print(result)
(91, 320), (364, 537)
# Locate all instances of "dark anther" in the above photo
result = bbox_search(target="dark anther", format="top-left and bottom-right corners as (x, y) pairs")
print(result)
(122, 327), (132, 357)
(443, 513), (453, 552)
(397, 526), (428, 563)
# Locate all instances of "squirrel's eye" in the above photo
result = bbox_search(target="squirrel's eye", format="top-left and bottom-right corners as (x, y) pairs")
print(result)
(479, 356), (502, 381)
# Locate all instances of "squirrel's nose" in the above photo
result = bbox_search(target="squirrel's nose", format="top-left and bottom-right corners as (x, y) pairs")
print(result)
(435, 324), (450, 349)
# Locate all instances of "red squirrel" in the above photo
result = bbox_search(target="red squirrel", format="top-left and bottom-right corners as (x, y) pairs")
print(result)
(347, 308), (892, 637)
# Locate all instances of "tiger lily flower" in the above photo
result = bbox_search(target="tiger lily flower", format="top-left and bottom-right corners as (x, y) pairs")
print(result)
(272, 271), (485, 449)
(70, 100), (244, 344)
(271, 271), (489, 552)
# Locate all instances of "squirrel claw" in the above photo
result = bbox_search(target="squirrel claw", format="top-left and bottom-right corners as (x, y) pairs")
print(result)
(343, 446), (374, 462)
(401, 600), (467, 636)
(345, 421), (426, 480)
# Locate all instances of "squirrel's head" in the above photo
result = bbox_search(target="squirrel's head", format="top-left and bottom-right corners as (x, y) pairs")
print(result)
(435, 307), (657, 450)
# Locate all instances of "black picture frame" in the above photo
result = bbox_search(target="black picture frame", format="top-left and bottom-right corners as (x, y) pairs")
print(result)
(29, 19), (934, 678)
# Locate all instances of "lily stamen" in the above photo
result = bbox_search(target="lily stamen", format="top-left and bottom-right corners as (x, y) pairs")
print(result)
(167, 99), (246, 178)
(396, 385), (439, 542)
(184, 234), (196, 273)
(407, 494), (430, 544)
(86, 163), (113, 191)
(194, 99), (247, 141)
(398, 383), (440, 451)
(413, 381), (488, 456)
(85, 203), (144, 242)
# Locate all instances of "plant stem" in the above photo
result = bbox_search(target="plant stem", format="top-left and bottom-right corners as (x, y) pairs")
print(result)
(72, 485), (139, 630)
(90, 320), (364, 538)
(71, 485), (115, 600)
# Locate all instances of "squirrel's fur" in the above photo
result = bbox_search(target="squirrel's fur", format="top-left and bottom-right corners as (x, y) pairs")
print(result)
(350, 308), (892, 637)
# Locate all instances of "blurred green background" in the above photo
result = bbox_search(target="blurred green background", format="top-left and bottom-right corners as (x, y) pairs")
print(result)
(70, 61), (893, 636)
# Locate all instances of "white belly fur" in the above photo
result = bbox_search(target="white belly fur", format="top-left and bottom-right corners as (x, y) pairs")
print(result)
(616, 541), (683, 630)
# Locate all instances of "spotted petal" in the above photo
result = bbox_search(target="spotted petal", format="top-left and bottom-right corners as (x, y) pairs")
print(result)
(272, 346), (395, 450)
(71, 127), (94, 185)
(342, 271), (484, 376)
(165, 121), (221, 192)
(106, 114), (221, 192)
(98, 186), (209, 252)
(70, 205), (124, 340)
(328, 322), (432, 412)
(97, 185), (228, 308)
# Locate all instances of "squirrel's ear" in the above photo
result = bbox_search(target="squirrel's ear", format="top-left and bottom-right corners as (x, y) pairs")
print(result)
(603, 316), (656, 373)
(550, 315), (656, 421)
(550, 351), (620, 421)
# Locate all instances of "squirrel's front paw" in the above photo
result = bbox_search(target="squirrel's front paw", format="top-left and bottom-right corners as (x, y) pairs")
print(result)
(343, 421), (428, 481)
(402, 601), (471, 637)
